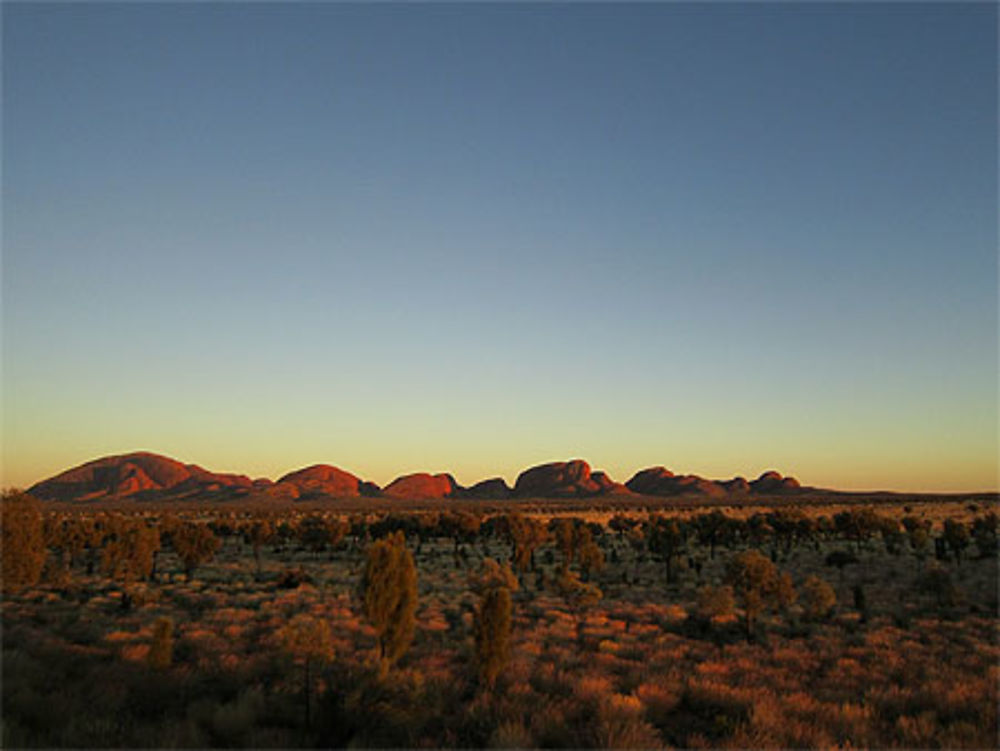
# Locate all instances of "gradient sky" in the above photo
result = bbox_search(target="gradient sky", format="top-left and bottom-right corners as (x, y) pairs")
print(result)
(3, 3), (997, 492)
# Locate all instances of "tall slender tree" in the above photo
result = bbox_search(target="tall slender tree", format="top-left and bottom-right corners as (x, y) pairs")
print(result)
(359, 531), (417, 671)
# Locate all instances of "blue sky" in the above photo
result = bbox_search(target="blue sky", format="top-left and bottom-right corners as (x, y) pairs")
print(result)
(3, 2), (997, 491)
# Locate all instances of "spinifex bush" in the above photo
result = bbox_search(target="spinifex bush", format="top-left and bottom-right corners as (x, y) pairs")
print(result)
(359, 531), (417, 669)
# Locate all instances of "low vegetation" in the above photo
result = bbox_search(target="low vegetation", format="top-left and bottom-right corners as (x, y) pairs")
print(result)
(2, 490), (997, 748)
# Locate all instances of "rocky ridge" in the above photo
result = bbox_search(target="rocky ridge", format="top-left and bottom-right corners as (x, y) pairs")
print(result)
(27, 452), (806, 502)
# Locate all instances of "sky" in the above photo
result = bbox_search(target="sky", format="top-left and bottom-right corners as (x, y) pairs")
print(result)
(2, 2), (997, 493)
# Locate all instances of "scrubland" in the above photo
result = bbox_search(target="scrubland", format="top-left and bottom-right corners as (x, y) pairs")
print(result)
(2, 497), (997, 748)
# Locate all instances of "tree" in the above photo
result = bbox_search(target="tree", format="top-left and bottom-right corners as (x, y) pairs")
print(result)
(943, 519), (970, 565)
(824, 549), (858, 576)
(148, 616), (174, 670)
(473, 584), (512, 688)
(441, 511), (482, 556)
(575, 526), (605, 581)
(972, 513), (998, 558)
(765, 510), (805, 561)
(247, 518), (274, 577)
(694, 510), (730, 560)
(800, 576), (836, 620)
(299, 516), (332, 554)
(359, 531), (417, 671)
(171, 522), (220, 580)
(49, 516), (94, 572)
(326, 517), (350, 551)
(101, 517), (160, 588)
(551, 518), (577, 573)
(833, 509), (881, 552)
(1, 490), (47, 593)
(879, 518), (906, 556)
(724, 550), (793, 640)
(902, 516), (932, 562)
(505, 514), (548, 576)
(647, 516), (686, 584)
(279, 614), (334, 729)
(608, 514), (637, 540)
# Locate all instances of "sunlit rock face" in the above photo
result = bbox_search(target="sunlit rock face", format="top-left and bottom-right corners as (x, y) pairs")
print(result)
(28, 451), (253, 501)
(383, 472), (459, 499)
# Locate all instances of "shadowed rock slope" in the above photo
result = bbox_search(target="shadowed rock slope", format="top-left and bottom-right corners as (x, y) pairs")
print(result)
(271, 465), (381, 500)
(625, 467), (802, 498)
(513, 460), (632, 498)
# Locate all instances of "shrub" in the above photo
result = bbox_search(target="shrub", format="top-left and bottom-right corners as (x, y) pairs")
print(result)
(694, 585), (735, 621)
(556, 569), (603, 607)
(594, 693), (662, 749)
(919, 564), (959, 609)
(488, 719), (534, 749)
(148, 617), (174, 670)
(276, 566), (313, 589)
(469, 559), (519, 595)
(824, 549), (859, 570)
